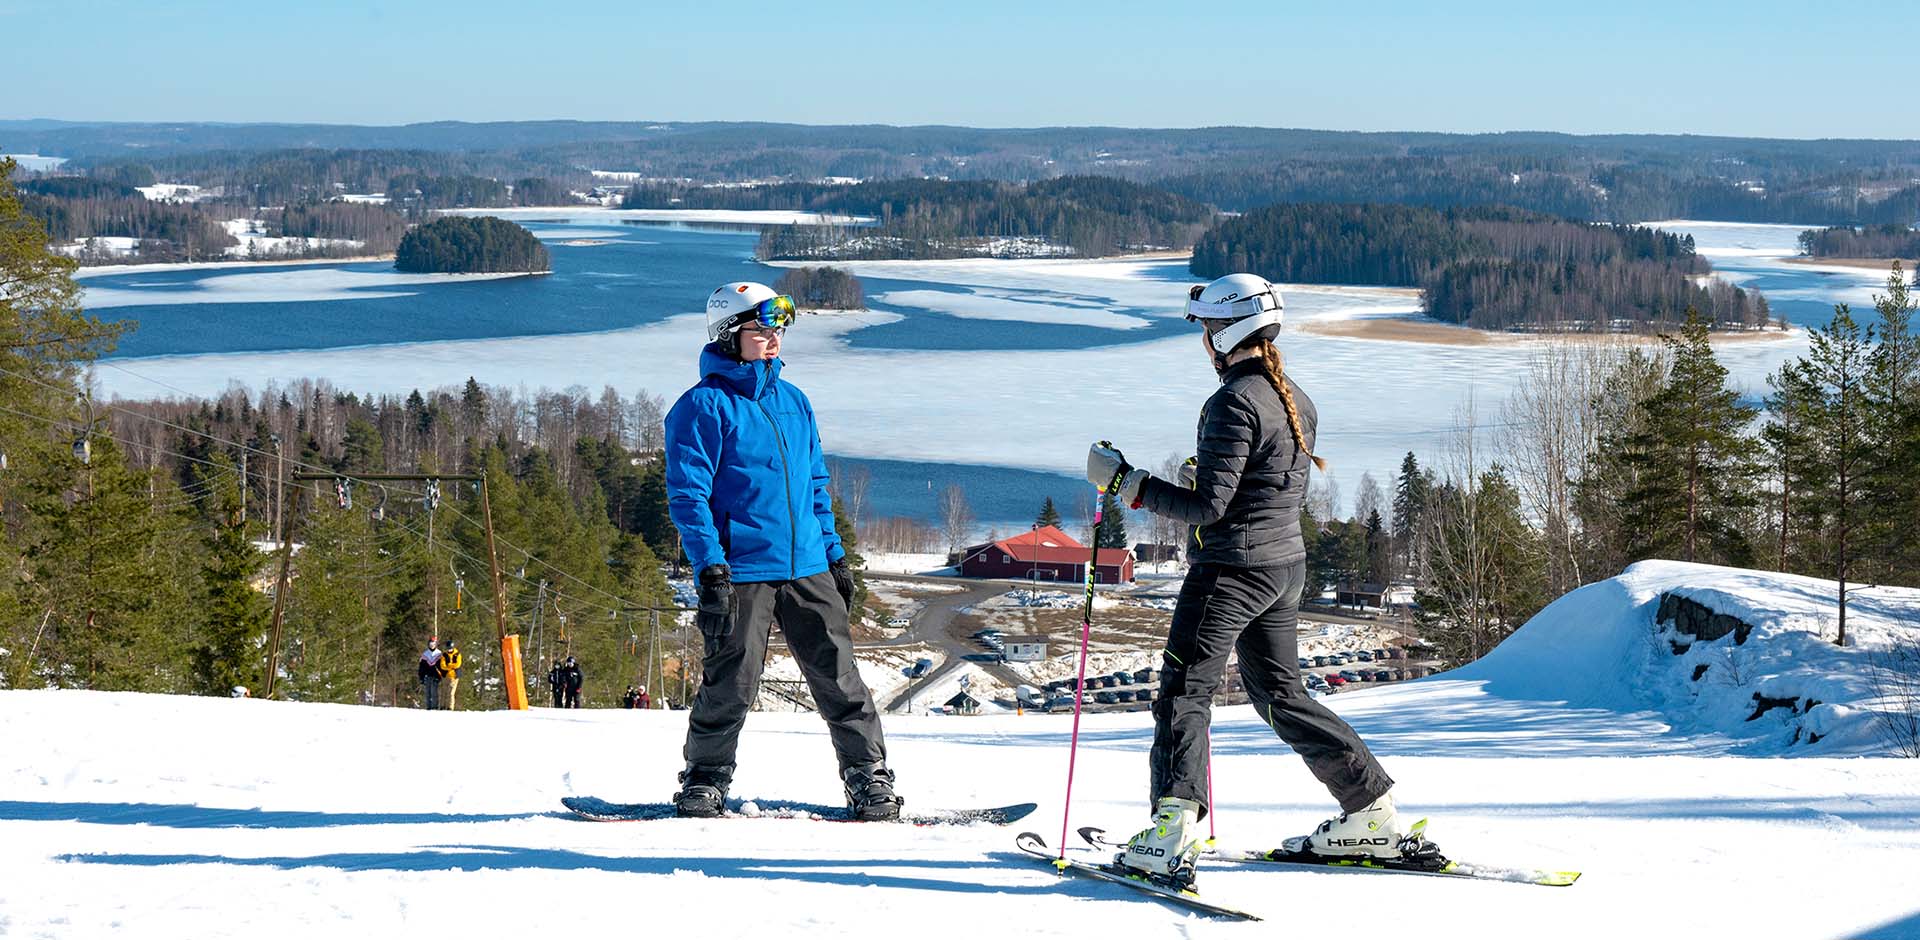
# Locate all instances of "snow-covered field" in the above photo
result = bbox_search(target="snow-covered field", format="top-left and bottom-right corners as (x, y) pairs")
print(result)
(4, 561), (1916, 938)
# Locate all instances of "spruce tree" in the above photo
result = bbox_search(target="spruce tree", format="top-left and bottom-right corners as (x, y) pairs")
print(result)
(1390, 452), (1427, 579)
(1035, 496), (1062, 529)
(1762, 360), (1825, 573)
(194, 454), (268, 696)
(1094, 490), (1128, 550)
(1862, 263), (1920, 584)
(280, 497), (383, 703)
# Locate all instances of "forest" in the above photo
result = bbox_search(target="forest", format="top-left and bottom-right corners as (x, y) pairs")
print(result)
(1192, 203), (1771, 331)
(391, 216), (551, 274)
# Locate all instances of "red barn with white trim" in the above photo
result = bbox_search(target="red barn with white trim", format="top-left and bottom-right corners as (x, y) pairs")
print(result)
(956, 525), (1134, 584)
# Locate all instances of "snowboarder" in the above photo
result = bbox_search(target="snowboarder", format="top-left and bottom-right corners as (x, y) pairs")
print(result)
(1086, 273), (1409, 887)
(417, 638), (443, 710)
(563, 656), (583, 708)
(438, 640), (463, 710)
(662, 280), (901, 821)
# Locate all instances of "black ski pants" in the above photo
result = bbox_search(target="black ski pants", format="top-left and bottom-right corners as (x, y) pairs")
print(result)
(683, 569), (887, 780)
(420, 674), (440, 711)
(1151, 561), (1393, 815)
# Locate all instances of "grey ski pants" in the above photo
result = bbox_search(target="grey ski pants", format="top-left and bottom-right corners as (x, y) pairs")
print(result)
(1151, 561), (1393, 815)
(683, 569), (887, 779)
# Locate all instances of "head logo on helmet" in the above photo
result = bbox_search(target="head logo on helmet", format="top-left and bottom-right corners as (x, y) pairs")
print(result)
(1186, 273), (1284, 355)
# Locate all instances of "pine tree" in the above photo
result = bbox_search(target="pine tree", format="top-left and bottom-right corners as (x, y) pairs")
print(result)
(1797, 304), (1876, 646)
(1094, 490), (1128, 549)
(1762, 360), (1825, 573)
(1035, 496), (1062, 529)
(193, 453), (268, 696)
(1615, 309), (1763, 565)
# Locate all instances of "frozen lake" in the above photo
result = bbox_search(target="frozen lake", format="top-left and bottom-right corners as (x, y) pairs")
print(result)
(79, 214), (1881, 527)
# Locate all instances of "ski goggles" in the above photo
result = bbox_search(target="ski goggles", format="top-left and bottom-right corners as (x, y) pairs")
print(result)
(741, 294), (796, 330)
(1184, 290), (1282, 323)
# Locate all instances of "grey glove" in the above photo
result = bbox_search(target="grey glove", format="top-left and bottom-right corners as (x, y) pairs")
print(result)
(1177, 456), (1197, 489)
(1085, 441), (1133, 493)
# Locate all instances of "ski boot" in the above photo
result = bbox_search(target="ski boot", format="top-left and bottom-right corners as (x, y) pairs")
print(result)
(842, 762), (904, 821)
(1117, 797), (1206, 889)
(672, 767), (730, 818)
(1297, 789), (1409, 859)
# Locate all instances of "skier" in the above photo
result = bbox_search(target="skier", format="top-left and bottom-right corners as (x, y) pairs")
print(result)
(438, 640), (463, 710)
(1086, 273), (1409, 888)
(663, 280), (901, 820)
(546, 659), (564, 708)
(417, 638), (443, 711)
(563, 656), (584, 708)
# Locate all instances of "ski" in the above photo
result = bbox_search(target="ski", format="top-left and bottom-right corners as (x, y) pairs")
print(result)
(1017, 832), (1262, 921)
(1078, 825), (1580, 887)
(562, 795), (1036, 826)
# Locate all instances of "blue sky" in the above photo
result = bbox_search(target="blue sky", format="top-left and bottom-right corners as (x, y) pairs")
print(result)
(1, 0), (1908, 137)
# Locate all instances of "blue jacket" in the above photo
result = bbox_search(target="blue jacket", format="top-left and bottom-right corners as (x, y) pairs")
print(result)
(665, 343), (845, 583)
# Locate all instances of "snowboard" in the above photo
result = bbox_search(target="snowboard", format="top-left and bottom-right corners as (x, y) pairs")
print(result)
(562, 795), (1037, 826)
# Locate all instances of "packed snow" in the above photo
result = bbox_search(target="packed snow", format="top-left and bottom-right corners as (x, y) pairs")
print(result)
(78, 266), (541, 309)
(439, 206), (874, 226)
(4, 561), (1917, 938)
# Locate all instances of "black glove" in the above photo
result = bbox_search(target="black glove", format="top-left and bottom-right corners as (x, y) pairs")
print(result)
(696, 564), (735, 641)
(828, 558), (856, 612)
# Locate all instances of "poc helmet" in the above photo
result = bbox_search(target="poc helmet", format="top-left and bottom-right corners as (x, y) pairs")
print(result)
(1186, 273), (1285, 354)
(705, 281), (795, 342)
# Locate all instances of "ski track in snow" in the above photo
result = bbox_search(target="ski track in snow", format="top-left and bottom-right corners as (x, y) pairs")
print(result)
(5, 563), (1920, 938)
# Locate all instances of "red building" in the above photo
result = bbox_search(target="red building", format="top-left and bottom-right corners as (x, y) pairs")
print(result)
(957, 525), (1135, 584)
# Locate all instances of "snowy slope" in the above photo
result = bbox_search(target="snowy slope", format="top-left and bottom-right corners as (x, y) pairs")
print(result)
(3, 563), (1918, 939)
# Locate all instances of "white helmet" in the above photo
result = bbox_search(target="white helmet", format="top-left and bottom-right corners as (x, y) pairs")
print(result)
(1186, 273), (1284, 354)
(705, 281), (793, 342)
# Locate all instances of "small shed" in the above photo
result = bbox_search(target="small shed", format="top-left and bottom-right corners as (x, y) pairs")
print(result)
(1335, 581), (1388, 608)
(943, 692), (982, 715)
(1002, 636), (1049, 663)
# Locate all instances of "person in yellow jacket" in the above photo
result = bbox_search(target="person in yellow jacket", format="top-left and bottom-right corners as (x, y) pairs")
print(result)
(438, 640), (464, 710)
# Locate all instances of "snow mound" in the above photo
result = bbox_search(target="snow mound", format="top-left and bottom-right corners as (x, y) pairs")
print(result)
(1451, 560), (1920, 756)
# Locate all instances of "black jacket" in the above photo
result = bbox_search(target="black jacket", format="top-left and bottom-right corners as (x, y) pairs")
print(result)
(1136, 357), (1316, 568)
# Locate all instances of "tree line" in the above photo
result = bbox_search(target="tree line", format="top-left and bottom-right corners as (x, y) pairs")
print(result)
(1799, 224), (1920, 260)
(1193, 202), (1771, 331)
(739, 176), (1214, 260)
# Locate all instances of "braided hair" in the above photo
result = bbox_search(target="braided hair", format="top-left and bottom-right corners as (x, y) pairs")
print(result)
(1255, 340), (1327, 472)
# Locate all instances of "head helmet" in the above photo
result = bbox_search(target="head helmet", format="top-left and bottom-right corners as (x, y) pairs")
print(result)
(1186, 273), (1285, 354)
(705, 281), (794, 343)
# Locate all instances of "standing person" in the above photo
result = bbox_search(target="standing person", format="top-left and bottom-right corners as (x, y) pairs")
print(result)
(1086, 274), (1411, 889)
(563, 656), (584, 708)
(438, 640), (463, 710)
(663, 281), (901, 821)
(635, 684), (651, 710)
(417, 638), (443, 711)
(547, 659), (565, 708)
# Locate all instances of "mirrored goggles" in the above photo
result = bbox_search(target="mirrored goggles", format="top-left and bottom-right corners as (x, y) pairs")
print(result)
(1183, 292), (1281, 323)
(748, 294), (796, 330)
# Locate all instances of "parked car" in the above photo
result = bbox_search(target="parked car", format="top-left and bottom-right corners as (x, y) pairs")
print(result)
(1373, 670), (1394, 682)
(1094, 691), (1117, 705)
(1132, 668), (1156, 683)
(1355, 650), (1372, 662)
(1311, 655), (1329, 667)
(1326, 674), (1348, 687)
(905, 658), (935, 679)
(1137, 687), (1156, 701)
(1114, 690), (1135, 703)
(1112, 671), (1133, 686)
(1339, 670), (1361, 682)
(1046, 695), (1075, 712)
(1297, 657), (1311, 670)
